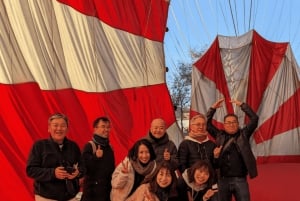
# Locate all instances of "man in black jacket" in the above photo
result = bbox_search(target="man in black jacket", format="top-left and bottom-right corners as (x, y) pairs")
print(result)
(81, 116), (115, 201)
(206, 99), (259, 201)
(26, 113), (83, 201)
(144, 118), (178, 171)
(177, 114), (218, 173)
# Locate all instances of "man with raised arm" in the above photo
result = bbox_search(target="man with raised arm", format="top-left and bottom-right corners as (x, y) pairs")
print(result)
(206, 99), (259, 201)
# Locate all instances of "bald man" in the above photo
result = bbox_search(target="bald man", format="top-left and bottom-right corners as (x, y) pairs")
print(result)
(143, 118), (178, 171)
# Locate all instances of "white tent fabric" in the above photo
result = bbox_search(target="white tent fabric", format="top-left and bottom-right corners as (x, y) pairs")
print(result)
(191, 30), (300, 163)
(0, 0), (181, 200)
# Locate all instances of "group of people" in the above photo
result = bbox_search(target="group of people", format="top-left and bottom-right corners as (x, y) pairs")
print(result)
(26, 99), (259, 201)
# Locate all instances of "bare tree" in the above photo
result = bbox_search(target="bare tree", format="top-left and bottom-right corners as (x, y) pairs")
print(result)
(169, 62), (192, 133)
(168, 48), (205, 134)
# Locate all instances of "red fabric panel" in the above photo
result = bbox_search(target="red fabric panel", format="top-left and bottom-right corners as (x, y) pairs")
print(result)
(0, 82), (175, 198)
(254, 88), (300, 143)
(57, 0), (169, 41)
(1, 1), (174, 200)
(193, 38), (234, 114)
(247, 30), (288, 112)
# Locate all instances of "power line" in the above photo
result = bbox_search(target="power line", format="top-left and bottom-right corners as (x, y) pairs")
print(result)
(194, 0), (211, 42)
(233, 0), (239, 35)
(248, 0), (252, 31)
(228, 0), (238, 36)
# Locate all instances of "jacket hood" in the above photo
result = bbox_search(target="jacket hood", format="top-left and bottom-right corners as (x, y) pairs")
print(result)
(182, 169), (207, 191)
(184, 135), (210, 144)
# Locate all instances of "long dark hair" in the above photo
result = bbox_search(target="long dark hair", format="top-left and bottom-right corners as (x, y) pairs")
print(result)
(144, 161), (178, 198)
(127, 139), (156, 161)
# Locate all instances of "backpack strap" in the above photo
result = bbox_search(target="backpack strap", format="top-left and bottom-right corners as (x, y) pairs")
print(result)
(88, 141), (97, 154)
(222, 137), (236, 152)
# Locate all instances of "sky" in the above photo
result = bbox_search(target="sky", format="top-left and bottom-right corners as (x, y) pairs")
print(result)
(164, 0), (300, 81)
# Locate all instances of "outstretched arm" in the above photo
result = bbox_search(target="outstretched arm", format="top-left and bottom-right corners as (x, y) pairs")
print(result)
(230, 99), (242, 107)
(228, 99), (258, 137)
(206, 99), (224, 139)
(211, 98), (225, 109)
(240, 102), (259, 138)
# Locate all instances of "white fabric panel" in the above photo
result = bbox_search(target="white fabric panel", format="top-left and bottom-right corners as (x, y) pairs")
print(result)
(220, 44), (251, 124)
(0, 0), (49, 84)
(256, 45), (300, 127)
(191, 31), (253, 125)
(0, 0), (165, 91)
(218, 31), (253, 49)
(191, 30), (300, 160)
(166, 122), (183, 147)
(190, 67), (227, 122)
(251, 128), (300, 157)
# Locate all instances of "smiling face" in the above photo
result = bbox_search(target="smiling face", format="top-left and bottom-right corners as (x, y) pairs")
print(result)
(137, 144), (151, 164)
(190, 117), (207, 135)
(94, 120), (111, 138)
(194, 168), (210, 186)
(150, 118), (166, 139)
(48, 118), (68, 144)
(189, 115), (208, 140)
(224, 115), (239, 134)
(156, 167), (172, 188)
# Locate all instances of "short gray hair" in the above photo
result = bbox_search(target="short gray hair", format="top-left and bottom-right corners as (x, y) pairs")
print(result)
(190, 114), (206, 125)
(48, 113), (69, 127)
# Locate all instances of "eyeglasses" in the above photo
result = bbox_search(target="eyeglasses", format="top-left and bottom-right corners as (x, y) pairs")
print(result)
(50, 123), (68, 128)
(191, 123), (206, 127)
(224, 121), (238, 125)
(95, 125), (111, 129)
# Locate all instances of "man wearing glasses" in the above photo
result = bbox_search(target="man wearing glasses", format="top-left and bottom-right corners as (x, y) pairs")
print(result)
(177, 114), (218, 174)
(206, 99), (259, 201)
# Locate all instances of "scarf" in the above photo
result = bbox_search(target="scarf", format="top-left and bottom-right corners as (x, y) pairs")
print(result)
(92, 134), (109, 147)
(148, 132), (169, 145)
(130, 159), (156, 176)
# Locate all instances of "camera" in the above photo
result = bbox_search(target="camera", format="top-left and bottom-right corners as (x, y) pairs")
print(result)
(64, 166), (76, 174)
(61, 161), (76, 174)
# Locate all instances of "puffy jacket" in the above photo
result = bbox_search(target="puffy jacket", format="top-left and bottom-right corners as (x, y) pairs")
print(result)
(144, 132), (178, 170)
(177, 136), (217, 173)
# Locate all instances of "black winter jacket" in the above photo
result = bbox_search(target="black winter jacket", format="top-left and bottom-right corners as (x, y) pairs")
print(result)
(26, 137), (82, 201)
(144, 132), (179, 171)
(177, 136), (217, 173)
(81, 134), (115, 201)
(206, 103), (259, 178)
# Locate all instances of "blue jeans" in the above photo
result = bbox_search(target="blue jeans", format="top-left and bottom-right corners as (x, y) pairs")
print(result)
(218, 177), (250, 201)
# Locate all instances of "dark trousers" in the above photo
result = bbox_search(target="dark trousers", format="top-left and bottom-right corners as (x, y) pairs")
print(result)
(218, 177), (250, 201)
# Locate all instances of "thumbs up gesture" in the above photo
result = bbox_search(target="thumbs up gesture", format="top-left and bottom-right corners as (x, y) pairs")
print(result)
(96, 145), (103, 158)
(213, 146), (223, 158)
(163, 148), (170, 161)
